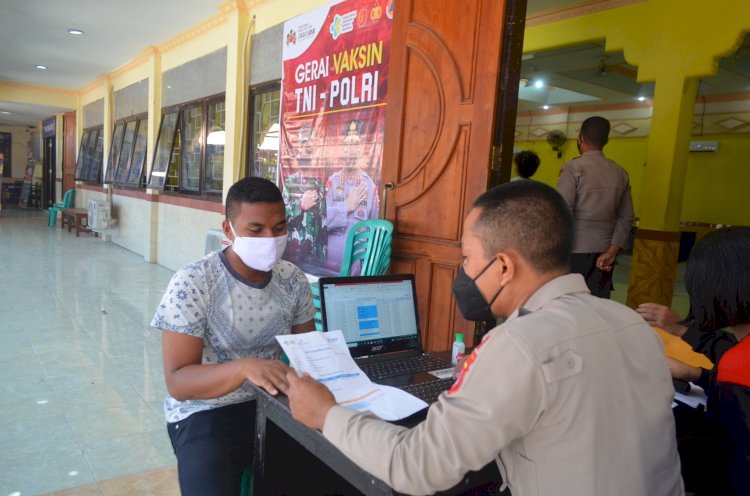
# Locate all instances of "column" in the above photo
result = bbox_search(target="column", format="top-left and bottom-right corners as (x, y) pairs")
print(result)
(222, 1), (253, 200)
(144, 46), (162, 263)
(626, 75), (697, 308)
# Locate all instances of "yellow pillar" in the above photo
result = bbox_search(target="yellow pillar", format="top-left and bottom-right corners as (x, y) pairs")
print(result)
(145, 46), (162, 263)
(625, 75), (697, 307)
(222, 1), (254, 201)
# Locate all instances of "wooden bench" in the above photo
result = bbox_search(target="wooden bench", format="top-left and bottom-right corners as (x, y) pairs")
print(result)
(61, 208), (98, 237)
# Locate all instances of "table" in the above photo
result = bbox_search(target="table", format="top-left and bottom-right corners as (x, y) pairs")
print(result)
(0, 177), (23, 209)
(250, 362), (504, 495)
(61, 208), (98, 237)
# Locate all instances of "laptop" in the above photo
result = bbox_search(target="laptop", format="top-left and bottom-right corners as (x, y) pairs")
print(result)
(318, 274), (454, 404)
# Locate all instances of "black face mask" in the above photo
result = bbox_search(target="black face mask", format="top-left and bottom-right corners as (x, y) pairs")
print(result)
(451, 259), (503, 322)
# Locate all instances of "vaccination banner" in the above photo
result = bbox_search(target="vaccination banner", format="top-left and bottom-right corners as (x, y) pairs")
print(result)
(280, 0), (393, 276)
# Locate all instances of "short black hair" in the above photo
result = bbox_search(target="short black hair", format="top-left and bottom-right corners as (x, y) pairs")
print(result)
(685, 227), (750, 331)
(580, 116), (610, 148)
(472, 180), (573, 273)
(514, 151), (540, 179)
(225, 176), (283, 221)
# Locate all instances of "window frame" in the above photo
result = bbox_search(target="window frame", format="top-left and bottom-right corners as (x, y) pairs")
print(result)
(73, 125), (104, 183)
(147, 93), (225, 200)
(247, 82), (281, 181)
(109, 113), (148, 189)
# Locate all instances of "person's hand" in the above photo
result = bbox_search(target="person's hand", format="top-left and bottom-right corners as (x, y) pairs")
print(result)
(299, 190), (318, 211)
(346, 183), (367, 213)
(596, 245), (619, 272)
(636, 303), (687, 336)
(286, 370), (336, 431)
(666, 357), (702, 382)
(240, 358), (292, 396)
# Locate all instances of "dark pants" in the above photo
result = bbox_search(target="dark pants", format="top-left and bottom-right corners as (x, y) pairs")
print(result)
(570, 252), (613, 299)
(167, 400), (256, 496)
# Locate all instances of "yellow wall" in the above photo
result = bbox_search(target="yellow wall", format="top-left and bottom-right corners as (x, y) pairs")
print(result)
(681, 135), (750, 226)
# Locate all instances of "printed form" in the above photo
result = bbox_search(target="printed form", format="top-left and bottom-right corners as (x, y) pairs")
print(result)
(276, 331), (427, 421)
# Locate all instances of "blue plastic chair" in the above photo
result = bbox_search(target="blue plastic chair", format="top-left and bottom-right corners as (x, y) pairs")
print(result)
(311, 219), (394, 330)
(48, 189), (75, 227)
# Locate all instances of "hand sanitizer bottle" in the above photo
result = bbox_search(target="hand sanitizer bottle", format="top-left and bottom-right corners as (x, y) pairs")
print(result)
(451, 333), (465, 365)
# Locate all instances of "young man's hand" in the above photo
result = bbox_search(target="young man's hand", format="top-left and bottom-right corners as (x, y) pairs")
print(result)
(241, 358), (292, 396)
(286, 371), (336, 431)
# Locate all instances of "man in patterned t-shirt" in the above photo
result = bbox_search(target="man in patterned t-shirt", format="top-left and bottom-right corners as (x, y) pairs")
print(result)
(151, 177), (315, 496)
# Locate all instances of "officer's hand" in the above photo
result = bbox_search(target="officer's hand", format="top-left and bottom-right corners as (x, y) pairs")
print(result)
(287, 370), (336, 431)
(346, 184), (367, 213)
(636, 303), (687, 336)
(596, 245), (619, 272)
(300, 190), (318, 211)
(241, 358), (292, 396)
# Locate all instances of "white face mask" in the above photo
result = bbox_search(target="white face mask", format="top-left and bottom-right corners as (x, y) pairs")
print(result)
(229, 223), (288, 272)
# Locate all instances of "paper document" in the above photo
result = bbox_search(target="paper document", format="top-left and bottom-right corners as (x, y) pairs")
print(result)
(673, 383), (707, 409)
(276, 331), (428, 420)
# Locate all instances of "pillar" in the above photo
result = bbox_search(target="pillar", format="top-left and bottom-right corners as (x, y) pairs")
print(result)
(144, 46), (162, 263)
(626, 76), (697, 308)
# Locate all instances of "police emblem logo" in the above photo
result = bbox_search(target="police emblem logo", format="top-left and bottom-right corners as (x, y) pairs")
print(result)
(333, 186), (345, 202)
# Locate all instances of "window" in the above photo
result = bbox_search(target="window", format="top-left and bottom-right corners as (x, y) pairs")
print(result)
(107, 114), (148, 188)
(148, 94), (224, 197)
(249, 85), (280, 180)
(73, 126), (104, 182)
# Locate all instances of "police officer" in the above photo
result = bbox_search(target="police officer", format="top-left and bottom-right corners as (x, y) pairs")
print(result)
(286, 180), (683, 496)
(325, 121), (379, 272)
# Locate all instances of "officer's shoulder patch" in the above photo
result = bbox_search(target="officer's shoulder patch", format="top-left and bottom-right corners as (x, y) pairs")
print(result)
(717, 337), (750, 388)
(448, 334), (493, 395)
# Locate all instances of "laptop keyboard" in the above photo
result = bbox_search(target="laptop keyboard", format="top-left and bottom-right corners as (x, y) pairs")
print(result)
(360, 354), (451, 380)
(401, 379), (455, 404)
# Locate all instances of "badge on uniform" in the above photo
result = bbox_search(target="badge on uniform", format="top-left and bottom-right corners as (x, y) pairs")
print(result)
(354, 202), (367, 220)
(333, 186), (345, 202)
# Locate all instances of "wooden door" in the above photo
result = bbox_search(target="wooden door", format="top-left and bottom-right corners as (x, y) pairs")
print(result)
(382, 0), (509, 351)
(62, 111), (76, 196)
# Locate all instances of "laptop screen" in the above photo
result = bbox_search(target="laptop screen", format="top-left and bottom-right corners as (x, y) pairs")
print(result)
(318, 274), (421, 358)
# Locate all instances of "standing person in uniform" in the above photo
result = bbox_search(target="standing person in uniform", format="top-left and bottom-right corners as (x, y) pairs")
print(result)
(286, 180), (683, 496)
(558, 116), (634, 298)
(283, 124), (327, 268)
(325, 120), (379, 272)
(152, 177), (315, 496)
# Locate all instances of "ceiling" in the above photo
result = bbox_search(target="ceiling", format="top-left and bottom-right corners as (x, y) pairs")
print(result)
(1, 0), (749, 126)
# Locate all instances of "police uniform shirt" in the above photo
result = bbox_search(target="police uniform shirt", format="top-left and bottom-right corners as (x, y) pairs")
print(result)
(558, 150), (634, 254)
(322, 274), (683, 496)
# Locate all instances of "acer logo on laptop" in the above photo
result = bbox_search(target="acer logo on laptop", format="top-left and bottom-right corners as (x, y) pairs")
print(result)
(370, 345), (385, 353)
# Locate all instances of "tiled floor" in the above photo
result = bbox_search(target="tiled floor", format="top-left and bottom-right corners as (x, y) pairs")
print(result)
(0, 205), (689, 495)
(0, 206), (179, 495)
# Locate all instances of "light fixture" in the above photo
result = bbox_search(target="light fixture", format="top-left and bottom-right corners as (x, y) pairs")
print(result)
(0, 110), (10, 115)
(637, 96), (646, 102)
(68, 28), (84, 35)
(35, 64), (47, 70)
(534, 80), (545, 89)
(543, 105), (550, 110)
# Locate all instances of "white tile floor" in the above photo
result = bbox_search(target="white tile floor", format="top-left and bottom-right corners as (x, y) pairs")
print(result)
(0, 205), (690, 495)
(0, 207), (177, 495)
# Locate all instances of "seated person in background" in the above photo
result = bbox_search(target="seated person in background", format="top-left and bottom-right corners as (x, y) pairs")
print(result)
(511, 150), (541, 181)
(286, 180), (683, 496)
(151, 177), (315, 496)
(649, 227), (750, 496)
